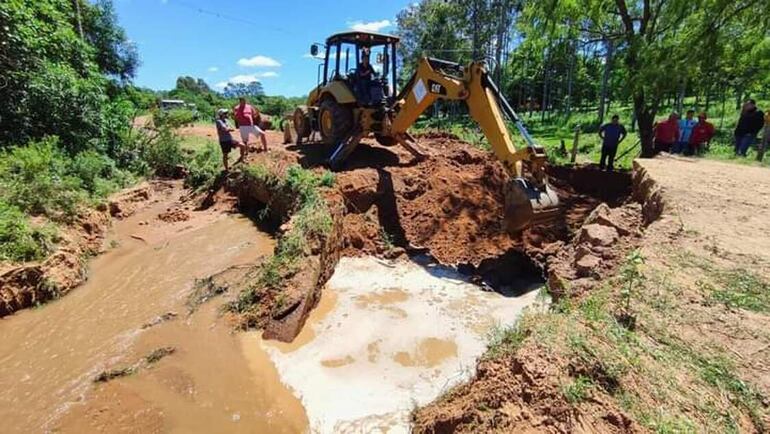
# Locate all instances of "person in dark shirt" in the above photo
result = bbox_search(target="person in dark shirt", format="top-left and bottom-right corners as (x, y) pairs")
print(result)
(734, 99), (765, 157)
(215, 109), (246, 171)
(598, 114), (628, 171)
(356, 47), (375, 105)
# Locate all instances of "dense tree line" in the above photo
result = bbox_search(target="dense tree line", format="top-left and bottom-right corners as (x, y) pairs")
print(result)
(396, 0), (770, 155)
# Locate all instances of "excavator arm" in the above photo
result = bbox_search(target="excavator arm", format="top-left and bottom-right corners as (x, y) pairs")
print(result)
(388, 57), (560, 233)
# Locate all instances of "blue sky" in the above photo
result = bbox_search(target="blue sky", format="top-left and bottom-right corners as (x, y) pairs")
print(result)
(114, 0), (411, 96)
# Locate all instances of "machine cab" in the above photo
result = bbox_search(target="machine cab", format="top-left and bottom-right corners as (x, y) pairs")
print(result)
(310, 31), (399, 106)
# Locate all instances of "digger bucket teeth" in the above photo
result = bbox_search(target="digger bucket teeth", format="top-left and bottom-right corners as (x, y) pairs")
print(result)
(503, 178), (560, 234)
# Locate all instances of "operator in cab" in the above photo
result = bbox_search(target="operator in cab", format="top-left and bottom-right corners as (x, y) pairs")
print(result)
(355, 47), (375, 105)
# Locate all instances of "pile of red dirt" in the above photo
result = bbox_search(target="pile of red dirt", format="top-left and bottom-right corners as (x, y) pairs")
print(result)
(157, 207), (190, 223)
(279, 132), (630, 269)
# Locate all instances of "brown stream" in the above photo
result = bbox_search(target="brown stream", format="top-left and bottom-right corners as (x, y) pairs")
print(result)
(0, 187), (308, 433)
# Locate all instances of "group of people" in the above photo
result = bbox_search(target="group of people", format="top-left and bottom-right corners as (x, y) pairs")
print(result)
(654, 99), (768, 158)
(597, 99), (769, 171)
(652, 110), (716, 156)
(215, 97), (269, 171)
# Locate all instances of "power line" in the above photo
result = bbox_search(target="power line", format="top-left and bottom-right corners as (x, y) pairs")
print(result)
(170, 0), (294, 36)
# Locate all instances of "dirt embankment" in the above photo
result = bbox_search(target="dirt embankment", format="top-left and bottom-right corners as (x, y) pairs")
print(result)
(205, 130), (642, 345)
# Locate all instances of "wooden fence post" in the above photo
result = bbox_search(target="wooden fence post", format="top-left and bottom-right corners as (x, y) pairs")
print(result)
(571, 125), (581, 163)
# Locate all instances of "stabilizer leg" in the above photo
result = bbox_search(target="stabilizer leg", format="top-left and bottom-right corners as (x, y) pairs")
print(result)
(328, 133), (364, 171)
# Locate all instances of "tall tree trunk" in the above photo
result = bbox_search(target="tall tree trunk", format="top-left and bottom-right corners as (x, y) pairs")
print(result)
(541, 62), (550, 122)
(720, 85), (727, 129)
(598, 39), (614, 124)
(705, 89), (711, 112)
(676, 79), (686, 113)
(493, 0), (510, 84)
(73, 0), (84, 39)
(735, 85), (744, 110)
(565, 37), (575, 118)
(636, 96), (656, 157)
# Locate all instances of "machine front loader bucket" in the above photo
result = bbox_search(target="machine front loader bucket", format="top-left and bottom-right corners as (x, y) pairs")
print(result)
(503, 178), (560, 235)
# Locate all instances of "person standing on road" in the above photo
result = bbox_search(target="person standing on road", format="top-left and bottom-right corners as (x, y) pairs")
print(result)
(675, 110), (697, 154)
(597, 114), (627, 171)
(233, 97), (268, 153)
(758, 110), (770, 162)
(215, 109), (247, 171)
(653, 113), (679, 154)
(689, 112), (716, 155)
(734, 99), (765, 157)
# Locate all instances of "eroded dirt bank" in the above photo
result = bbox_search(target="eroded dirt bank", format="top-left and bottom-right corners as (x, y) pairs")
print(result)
(411, 155), (770, 433)
(214, 131), (641, 343)
(0, 181), (308, 433)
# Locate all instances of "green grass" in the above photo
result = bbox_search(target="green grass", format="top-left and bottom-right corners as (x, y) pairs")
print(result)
(485, 323), (528, 357)
(0, 200), (59, 263)
(699, 269), (770, 313)
(179, 134), (216, 152)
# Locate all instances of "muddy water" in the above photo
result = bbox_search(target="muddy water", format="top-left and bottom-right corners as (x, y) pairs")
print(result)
(0, 189), (307, 433)
(249, 256), (544, 433)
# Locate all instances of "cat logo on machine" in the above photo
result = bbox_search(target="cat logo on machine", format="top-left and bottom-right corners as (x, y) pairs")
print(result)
(428, 80), (446, 96)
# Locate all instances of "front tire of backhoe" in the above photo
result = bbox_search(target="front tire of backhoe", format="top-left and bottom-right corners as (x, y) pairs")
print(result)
(318, 99), (353, 146)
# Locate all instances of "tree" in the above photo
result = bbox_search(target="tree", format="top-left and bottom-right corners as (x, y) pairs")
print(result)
(82, 0), (139, 81)
(0, 0), (115, 150)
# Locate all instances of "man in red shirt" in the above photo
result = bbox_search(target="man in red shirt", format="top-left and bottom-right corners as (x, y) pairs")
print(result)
(653, 113), (679, 154)
(233, 97), (268, 152)
(689, 112), (716, 155)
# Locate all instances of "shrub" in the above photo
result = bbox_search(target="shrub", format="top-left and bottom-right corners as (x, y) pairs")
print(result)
(0, 138), (85, 220)
(0, 200), (58, 263)
(185, 142), (221, 190)
(141, 127), (185, 177)
(69, 150), (133, 198)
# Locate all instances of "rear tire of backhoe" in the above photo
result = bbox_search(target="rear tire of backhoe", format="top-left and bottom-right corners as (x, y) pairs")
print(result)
(318, 99), (353, 146)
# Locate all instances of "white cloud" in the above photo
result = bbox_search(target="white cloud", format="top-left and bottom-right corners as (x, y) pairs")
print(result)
(214, 81), (228, 90)
(237, 55), (281, 67)
(207, 66), (219, 72)
(258, 71), (279, 78)
(348, 19), (391, 32)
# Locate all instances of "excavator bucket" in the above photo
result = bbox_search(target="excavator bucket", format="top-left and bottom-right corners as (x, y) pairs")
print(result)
(503, 178), (560, 235)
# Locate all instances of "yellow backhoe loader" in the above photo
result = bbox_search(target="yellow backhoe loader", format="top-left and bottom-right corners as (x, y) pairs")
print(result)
(293, 31), (559, 234)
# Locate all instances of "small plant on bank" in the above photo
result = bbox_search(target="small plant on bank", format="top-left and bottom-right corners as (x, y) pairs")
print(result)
(486, 323), (527, 357)
(617, 249), (645, 329)
(563, 375), (593, 404)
